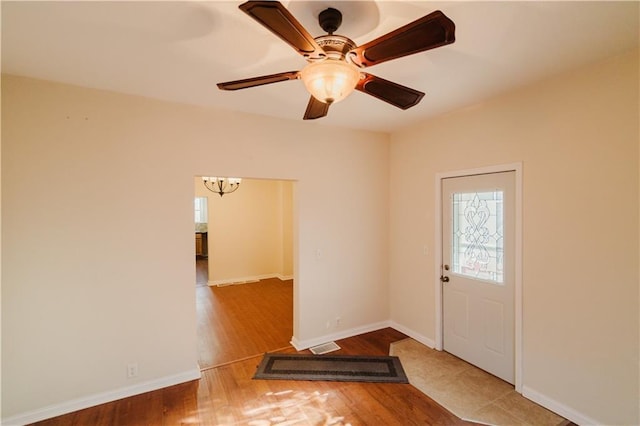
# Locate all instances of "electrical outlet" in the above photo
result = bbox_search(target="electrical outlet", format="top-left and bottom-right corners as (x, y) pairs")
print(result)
(127, 363), (138, 378)
(336, 316), (341, 327)
(326, 321), (331, 329)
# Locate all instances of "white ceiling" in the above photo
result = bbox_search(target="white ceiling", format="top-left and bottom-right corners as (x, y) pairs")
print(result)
(2, 1), (638, 133)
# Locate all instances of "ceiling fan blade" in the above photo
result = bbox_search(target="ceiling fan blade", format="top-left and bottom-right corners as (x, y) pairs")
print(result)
(356, 73), (424, 110)
(217, 71), (299, 91)
(303, 96), (330, 120)
(239, 1), (326, 60)
(348, 10), (455, 68)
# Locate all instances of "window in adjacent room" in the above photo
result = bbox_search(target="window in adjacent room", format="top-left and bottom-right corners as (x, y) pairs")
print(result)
(194, 197), (208, 224)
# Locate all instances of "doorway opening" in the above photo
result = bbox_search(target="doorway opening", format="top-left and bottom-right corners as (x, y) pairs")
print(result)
(194, 196), (209, 286)
(193, 177), (295, 369)
(435, 163), (523, 392)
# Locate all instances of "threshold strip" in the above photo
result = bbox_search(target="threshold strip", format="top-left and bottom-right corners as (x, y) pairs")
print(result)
(199, 345), (295, 372)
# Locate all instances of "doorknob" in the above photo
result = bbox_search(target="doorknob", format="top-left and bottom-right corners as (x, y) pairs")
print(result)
(441, 264), (450, 282)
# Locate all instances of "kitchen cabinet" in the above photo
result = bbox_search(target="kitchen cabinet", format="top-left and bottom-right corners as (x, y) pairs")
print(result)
(195, 232), (208, 257)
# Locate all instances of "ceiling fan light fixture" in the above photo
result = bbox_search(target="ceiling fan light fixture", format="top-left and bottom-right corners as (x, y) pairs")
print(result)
(218, 1), (456, 119)
(300, 59), (360, 104)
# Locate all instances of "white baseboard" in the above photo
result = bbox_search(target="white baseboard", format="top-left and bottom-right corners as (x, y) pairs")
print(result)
(2, 368), (201, 426)
(208, 274), (292, 286)
(291, 320), (392, 350)
(522, 385), (600, 425)
(388, 321), (436, 349)
(289, 321), (436, 352)
(209, 273), (281, 286)
(276, 274), (293, 281)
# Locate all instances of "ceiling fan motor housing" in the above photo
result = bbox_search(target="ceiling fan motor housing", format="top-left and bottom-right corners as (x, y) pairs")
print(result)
(314, 35), (357, 61)
(314, 8), (359, 64)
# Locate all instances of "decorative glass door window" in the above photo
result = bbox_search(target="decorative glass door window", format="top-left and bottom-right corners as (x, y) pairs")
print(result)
(452, 191), (504, 283)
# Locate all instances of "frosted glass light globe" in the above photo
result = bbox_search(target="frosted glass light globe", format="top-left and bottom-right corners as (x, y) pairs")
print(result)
(300, 59), (360, 104)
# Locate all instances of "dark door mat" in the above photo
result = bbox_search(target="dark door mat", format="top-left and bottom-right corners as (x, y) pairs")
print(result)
(253, 353), (409, 383)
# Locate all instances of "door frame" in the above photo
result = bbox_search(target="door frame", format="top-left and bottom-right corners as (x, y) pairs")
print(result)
(434, 162), (523, 393)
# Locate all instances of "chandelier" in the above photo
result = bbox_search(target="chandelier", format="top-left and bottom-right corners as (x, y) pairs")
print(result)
(202, 177), (242, 197)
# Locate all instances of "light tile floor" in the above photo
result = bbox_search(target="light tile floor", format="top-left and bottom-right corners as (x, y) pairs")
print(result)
(390, 339), (569, 426)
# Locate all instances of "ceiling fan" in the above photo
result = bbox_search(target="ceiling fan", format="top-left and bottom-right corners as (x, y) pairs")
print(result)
(217, 1), (455, 120)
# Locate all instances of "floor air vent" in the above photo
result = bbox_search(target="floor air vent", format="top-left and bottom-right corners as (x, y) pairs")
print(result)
(309, 341), (341, 355)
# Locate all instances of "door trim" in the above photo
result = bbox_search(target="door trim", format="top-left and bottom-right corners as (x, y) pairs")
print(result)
(434, 162), (523, 393)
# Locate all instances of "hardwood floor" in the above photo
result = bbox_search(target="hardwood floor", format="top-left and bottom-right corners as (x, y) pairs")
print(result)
(32, 328), (471, 425)
(30, 268), (474, 425)
(197, 278), (293, 369)
(195, 257), (208, 287)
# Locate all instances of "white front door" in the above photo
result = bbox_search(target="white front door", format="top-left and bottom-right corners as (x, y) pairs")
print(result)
(442, 171), (515, 384)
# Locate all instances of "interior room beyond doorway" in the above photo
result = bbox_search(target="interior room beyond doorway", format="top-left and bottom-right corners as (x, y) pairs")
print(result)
(193, 177), (295, 369)
(193, 177), (294, 286)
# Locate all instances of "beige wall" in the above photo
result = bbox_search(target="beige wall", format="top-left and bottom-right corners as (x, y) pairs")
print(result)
(1, 75), (389, 420)
(389, 49), (639, 424)
(194, 178), (293, 284)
